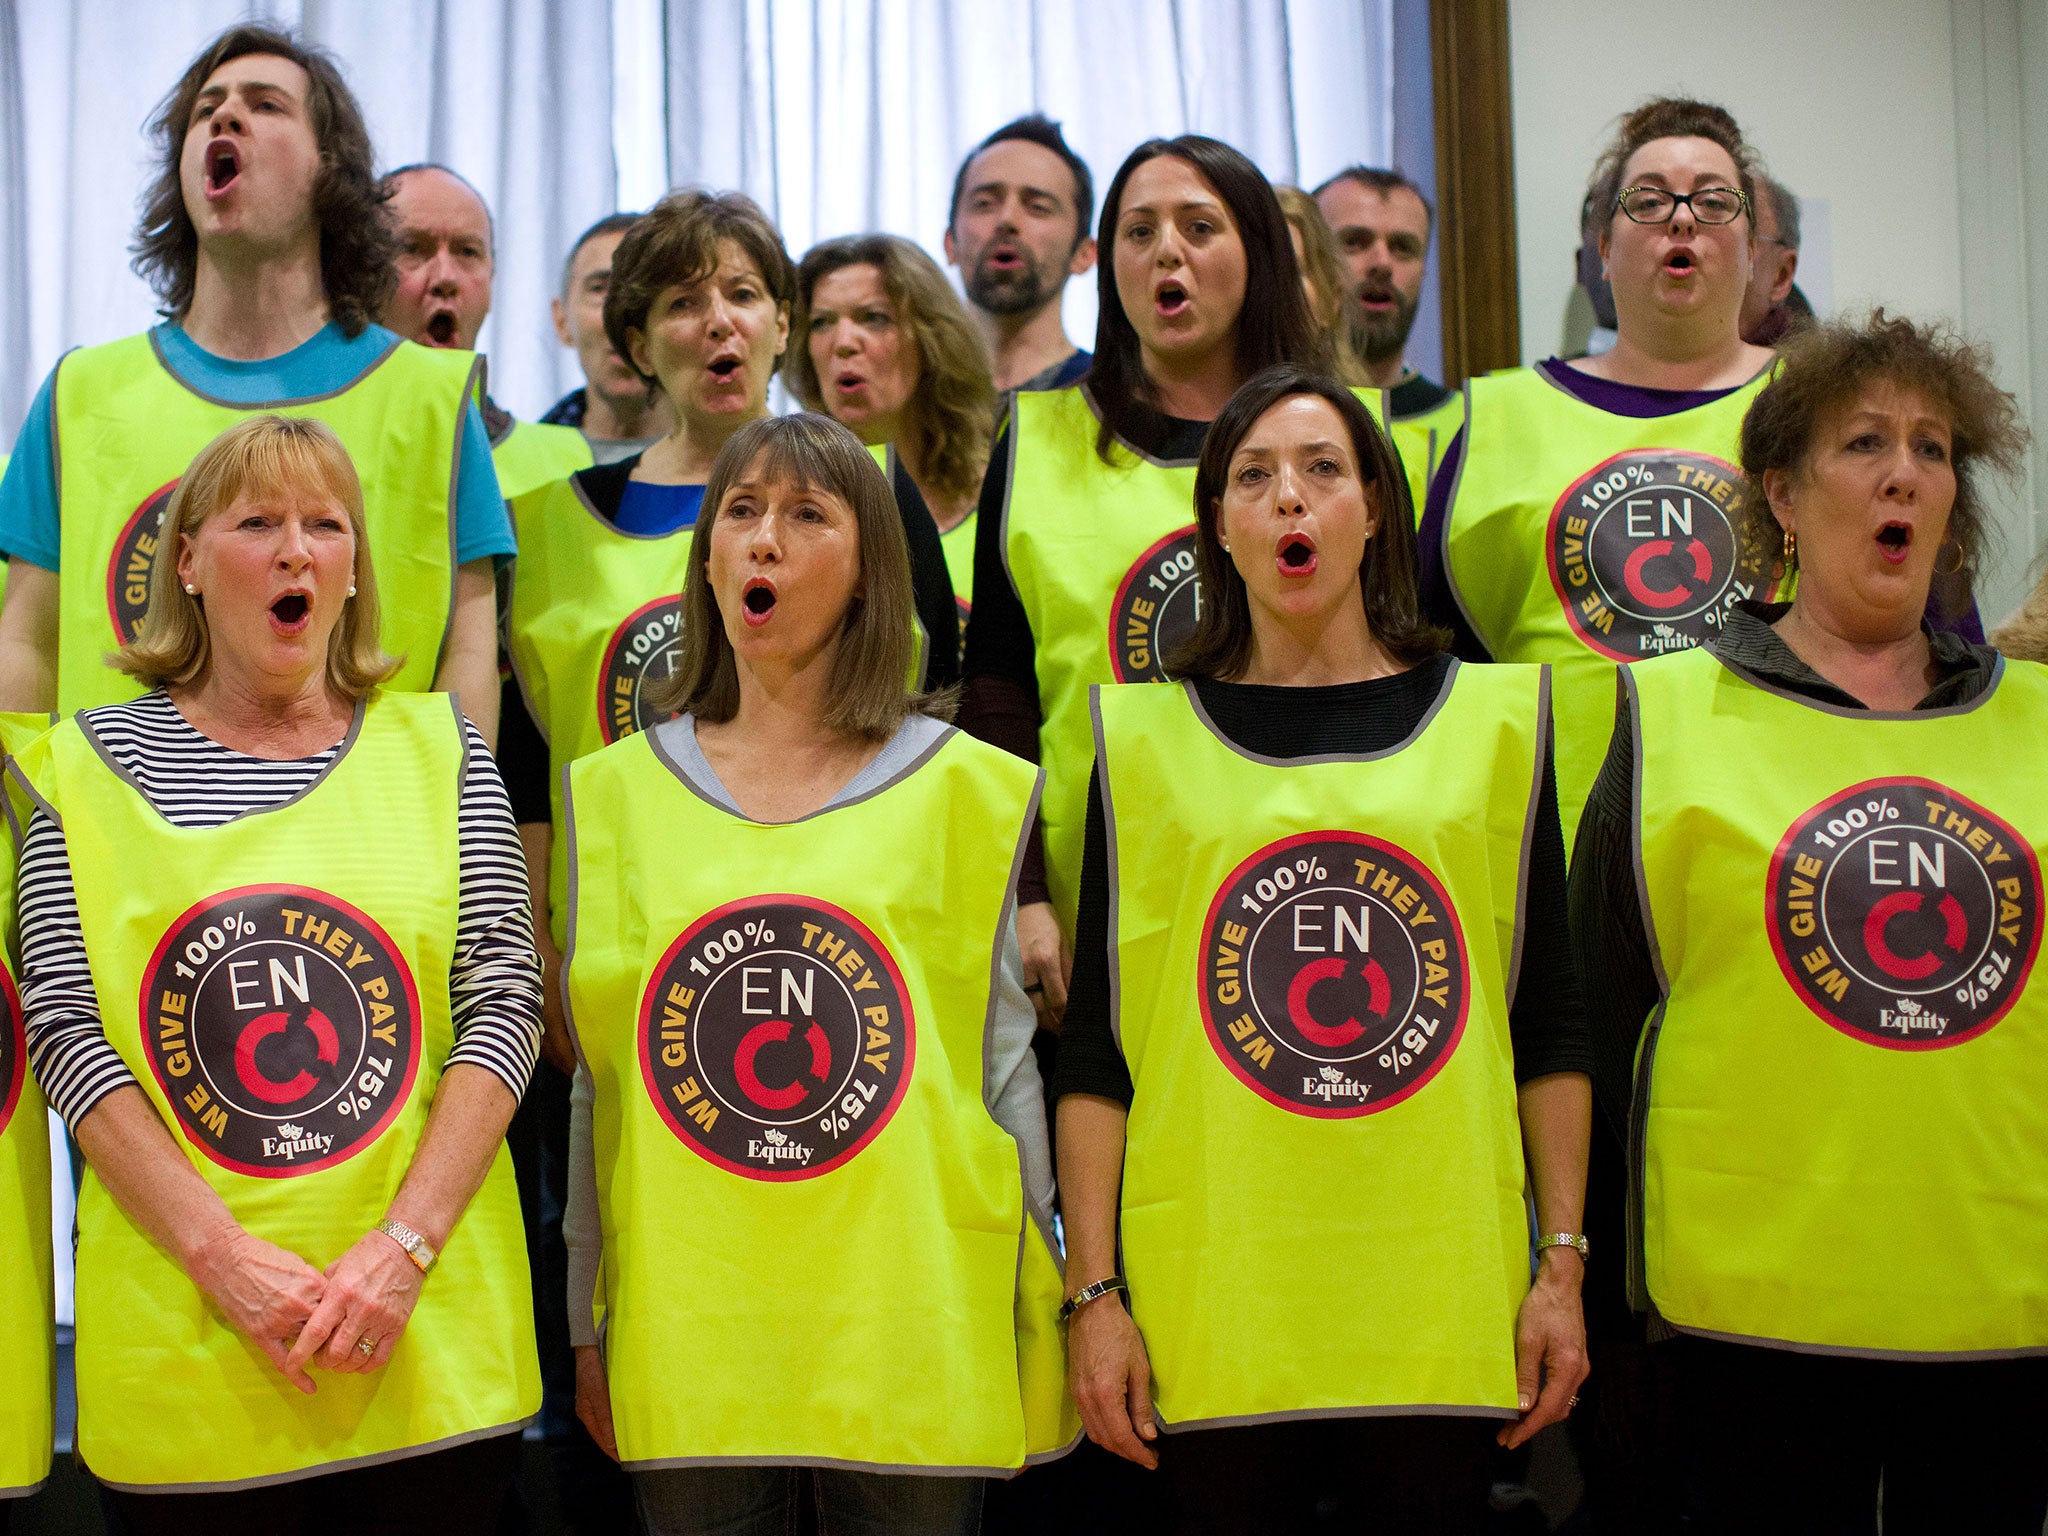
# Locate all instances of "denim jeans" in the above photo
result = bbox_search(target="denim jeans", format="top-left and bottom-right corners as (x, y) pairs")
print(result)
(635, 1465), (984, 1536)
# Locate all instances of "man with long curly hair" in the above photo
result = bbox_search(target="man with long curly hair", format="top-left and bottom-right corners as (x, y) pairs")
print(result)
(0, 25), (511, 742)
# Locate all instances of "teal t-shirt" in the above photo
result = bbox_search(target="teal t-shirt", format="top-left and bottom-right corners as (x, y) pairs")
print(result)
(0, 321), (513, 572)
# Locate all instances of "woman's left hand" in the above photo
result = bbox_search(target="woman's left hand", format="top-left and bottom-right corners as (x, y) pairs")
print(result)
(1497, 1252), (1589, 1449)
(283, 1228), (428, 1380)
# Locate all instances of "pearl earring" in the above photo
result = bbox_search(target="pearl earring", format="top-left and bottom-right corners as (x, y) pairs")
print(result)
(347, 584), (358, 598)
(184, 583), (198, 595)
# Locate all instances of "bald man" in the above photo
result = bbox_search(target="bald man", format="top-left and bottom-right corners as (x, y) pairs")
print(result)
(383, 165), (593, 501)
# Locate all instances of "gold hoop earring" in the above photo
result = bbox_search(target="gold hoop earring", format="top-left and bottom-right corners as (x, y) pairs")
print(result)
(1938, 541), (1965, 576)
(1781, 527), (1797, 569)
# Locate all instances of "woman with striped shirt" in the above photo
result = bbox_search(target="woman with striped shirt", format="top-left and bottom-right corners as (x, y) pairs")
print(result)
(9, 416), (540, 1532)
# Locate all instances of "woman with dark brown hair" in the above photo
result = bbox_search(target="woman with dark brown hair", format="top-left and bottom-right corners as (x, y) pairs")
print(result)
(957, 134), (1341, 1041)
(561, 414), (1070, 1532)
(787, 234), (994, 623)
(1056, 366), (1590, 1533)
(0, 23), (510, 743)
(1570, 311), (2045, 1533)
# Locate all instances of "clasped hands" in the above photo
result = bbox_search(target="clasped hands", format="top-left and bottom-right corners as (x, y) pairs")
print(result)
(188, 1220), (427, 1395)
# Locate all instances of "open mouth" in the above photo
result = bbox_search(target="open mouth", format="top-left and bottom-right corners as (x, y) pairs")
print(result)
(741, 577), (778, 625)
(206, 140), (240, 195)
(707, 356), (742, 381)
(835, 371), (867, 395)
(1277, 531), (1318, 576)
(987, 245), (1023, 269)
(1156, 281), (1189, 317)
(1876, 522), (1913, 562)
(1359, 282), (1397, 311)
(425, 310), (458, 346)
(1662, 248), (1697, 276)
(269, 591), (310, 631)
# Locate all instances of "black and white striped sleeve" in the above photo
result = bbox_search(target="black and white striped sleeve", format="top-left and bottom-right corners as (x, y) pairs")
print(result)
(19, 807), (140, 1128)
(446, 719), (544, 1098)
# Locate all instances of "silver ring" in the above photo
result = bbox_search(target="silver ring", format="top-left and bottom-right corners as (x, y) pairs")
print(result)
(358, 1336), (377, 1358)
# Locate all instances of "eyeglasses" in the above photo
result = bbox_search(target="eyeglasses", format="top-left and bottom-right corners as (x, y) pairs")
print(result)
(1615, 186), (1749, 226)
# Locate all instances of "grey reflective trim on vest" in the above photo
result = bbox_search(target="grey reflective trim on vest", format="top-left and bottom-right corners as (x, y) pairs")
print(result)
(141, 330), (405, 411)
(1502, 665), (1552, 1013)
(1622, 664), (1665, 1314)
(557, 759), (588, 1064)
(1155, 1401), (1516, 1435)
(1178, 662), (1461, 767)
(75, 696), (368, 828)
(4, 756), (59, 835)
(994, 395), (1027, 611)
(622, 1450), (1011, 1478)
(646, 713), (955, 826)
(1074, 383), (1201, 470)
(1714, 649), (2009, 722)
(88, 1419), (530, 1495)
(981, 767), (1060, 1263)
(1439, 376), (1488, 651)
(1089, 685), (1127, 1056)
(429, 354), (486, 685)
(1022, 1428), (1085, 1468)
(1667, 1322), (2048, 1364)
(0, 1472), (50, 1500)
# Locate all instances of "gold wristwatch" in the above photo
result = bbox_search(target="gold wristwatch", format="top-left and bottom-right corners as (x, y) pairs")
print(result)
(377, 1219), (438, 1274)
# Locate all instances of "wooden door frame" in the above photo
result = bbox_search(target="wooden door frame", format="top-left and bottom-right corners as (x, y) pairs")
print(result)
(1431, 0), (1520, 385)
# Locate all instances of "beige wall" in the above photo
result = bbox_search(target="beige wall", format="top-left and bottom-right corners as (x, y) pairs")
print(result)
(1507, 0), (2045, 624)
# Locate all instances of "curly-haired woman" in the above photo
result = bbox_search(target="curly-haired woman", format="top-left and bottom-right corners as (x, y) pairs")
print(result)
(0, 24), (511, 743)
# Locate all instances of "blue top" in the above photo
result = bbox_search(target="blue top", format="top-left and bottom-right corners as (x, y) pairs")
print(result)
(0, 322), (514, 573)
(612, 479), (705, 538)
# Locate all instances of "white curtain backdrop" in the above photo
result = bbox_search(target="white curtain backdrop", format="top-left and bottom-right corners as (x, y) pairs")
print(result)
(660, 0), (1396, 364)
(0, 0), (613, 442)
(1, 0), (1404, 449)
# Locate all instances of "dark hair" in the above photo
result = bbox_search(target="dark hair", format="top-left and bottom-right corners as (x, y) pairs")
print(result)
(381, 163), (494, 254)
(947, 114), (1095, 252)
(603, 190), (795, 384)
(1170, 366), (1447, 680)
(1737, 310), (2028, 588)
(1310, 165), (1435, 238)
(784, 234), (994, 507)
(560, 211), (643, 297)
(134, 25), (395, 339)
(1584, 97), (1759, 238)
(1756, 174), (1802, 251)
(1087, 136), (1328, 465)
(646, 413), (948, 738)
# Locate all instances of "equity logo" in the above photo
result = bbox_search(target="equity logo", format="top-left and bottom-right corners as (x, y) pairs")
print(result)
(106, 481), (180, 645)
(597, 595), (684, 744)
(1546, 449), (1764, 661)
(1109, 527), (1202, 682)
(1199, 832), (1470, 1116)
(139, 886), (421, 1175)
(1767, 779), (2041, 1047)
(640, 895), (913, 1179)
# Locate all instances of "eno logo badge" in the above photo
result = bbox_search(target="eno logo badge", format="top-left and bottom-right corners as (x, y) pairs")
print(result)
(106, 481), (180, 644)
(597, 595), (684, 744)
(139, 887), (422, 1176)
(1199, 832), (1469, 1116)
(1545, 449), (1764, 662)
(1110, 527), (1201, 682)
(0, 968), (23, 1139)
(639, 896), (913, 1179)
(1767, 779), (2043, 1048)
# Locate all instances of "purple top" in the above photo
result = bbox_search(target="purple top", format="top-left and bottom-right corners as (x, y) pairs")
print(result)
(1415, 359), (1983, 655)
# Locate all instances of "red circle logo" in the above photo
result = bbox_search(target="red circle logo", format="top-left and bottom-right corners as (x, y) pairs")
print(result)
(1544, 450), (1765, 662)
(639, 896), (914, 1179)
(597, 595), (684, 744)
(1108, 527), (1202, 682)
(1198, 832), (1470, 1116)
(1766, 779), (2042, 1048)
(138, 886), (423, 1175)
(0, 967), (24, 1139)
(106, 481), (181, 645)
